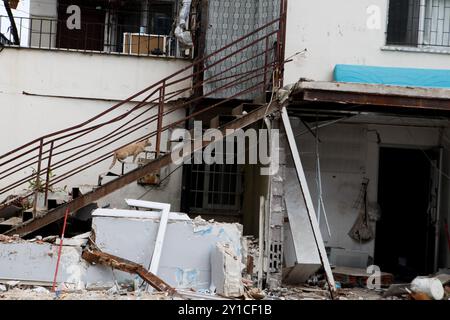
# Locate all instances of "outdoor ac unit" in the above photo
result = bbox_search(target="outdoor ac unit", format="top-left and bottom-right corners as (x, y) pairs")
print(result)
(122, 33), (168, 55)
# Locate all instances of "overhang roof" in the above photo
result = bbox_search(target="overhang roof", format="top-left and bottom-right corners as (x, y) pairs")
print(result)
(288, 81), (450, 117)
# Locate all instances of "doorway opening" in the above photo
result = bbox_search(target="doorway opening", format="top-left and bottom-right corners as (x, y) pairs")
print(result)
(375, 147), (440, 281)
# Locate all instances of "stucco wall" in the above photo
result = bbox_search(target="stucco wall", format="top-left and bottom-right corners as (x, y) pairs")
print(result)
(0, 48), (191, 210)
(284, 0), (450, 85)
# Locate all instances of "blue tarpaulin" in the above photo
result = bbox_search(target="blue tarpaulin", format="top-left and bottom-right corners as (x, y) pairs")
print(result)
(334, 64), (450, 89)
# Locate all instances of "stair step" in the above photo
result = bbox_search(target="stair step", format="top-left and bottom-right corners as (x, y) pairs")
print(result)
(0, 205), (21, 220)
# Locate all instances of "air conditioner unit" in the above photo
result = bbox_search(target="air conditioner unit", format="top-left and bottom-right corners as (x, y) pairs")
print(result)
(123, 33), (168, 55)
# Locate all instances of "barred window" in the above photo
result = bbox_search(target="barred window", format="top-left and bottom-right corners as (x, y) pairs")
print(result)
(387, 0), (450, 48)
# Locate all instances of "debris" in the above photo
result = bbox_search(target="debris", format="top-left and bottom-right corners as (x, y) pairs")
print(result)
(0, 234), (14, 242)
(407, 289), (432, 301)
(90, 208), (242, 290)
(434, 273), (450, 287)
(283, 170), (322, 284)
(383, 283), (410, 298)
(82, 249), (176, 295)
(31, 286), (50, 294)
(54, 238), (88, 247)
(332, 266), (393, 288)
(410, 277), (444, 300)
(42, 235), (57, 243)
(177, 289), (232, 300)
(6, 280), (20, 288)
(246, 287), (266, 300)
(211, 242), (244, 298)
(72, 232), (92, 239)
(0, 284), (6, 292)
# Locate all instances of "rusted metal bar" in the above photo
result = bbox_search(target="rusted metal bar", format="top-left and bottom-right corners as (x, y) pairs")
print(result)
(156, 84), (165, 157)
(47, 79), (269, 188)
(302, 90), (450, 111)
(0, 66), (274, 197)
(81, 249), (176, 294)
(3, 68), (272, 193)
(32, 139), (44, 215)
(44, 141), (54, 205)
(0, 27), (279, 178)
(0, 17), (281, 162)
(40, 70), (270, 174)
(0, 48), (272, 180)
(264, 36), (270, 91)
(0, 88), (160, 170)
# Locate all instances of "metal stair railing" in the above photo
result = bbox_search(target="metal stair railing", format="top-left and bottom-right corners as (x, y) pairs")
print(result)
(0, 6), (287, 220)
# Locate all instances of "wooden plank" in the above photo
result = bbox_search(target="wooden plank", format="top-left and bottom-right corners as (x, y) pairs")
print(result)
(82, 249), (176, 294)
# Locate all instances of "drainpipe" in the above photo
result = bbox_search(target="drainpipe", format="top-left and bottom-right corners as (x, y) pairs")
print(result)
(3, 0), (20, 45)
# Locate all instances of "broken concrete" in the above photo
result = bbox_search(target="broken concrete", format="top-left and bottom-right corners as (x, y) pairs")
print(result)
(283, 168), (321, 284)
(0, 242), (86, 288)
(82, 249), (176, 294)
(86, 208), (243, 290)
(211, 242), (244, 297)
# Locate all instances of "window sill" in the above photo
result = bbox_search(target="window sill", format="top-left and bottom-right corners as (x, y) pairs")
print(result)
(381, 45), (450, 55)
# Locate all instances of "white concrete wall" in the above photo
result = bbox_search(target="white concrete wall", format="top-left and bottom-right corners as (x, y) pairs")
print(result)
(0, 47), (192, 210)
(287, 117), (447, 265)
(29, 0), (57, 18)
(284, 0), (450, 84)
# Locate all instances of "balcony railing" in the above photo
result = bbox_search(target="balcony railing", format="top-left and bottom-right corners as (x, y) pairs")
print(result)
(0, 15), (191, 59)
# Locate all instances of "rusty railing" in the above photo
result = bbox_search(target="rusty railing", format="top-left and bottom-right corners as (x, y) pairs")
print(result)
(0, 5), (287, 216)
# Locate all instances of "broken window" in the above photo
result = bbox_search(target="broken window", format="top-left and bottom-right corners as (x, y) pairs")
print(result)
(387, 0), (450, 48)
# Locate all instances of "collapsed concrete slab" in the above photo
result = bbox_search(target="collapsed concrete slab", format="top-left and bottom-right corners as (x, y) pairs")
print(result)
(85, 208), (243, 290)
(0, 242), (86, 288)
(0, 207), (244, 294)
(283, 168), (322, 284)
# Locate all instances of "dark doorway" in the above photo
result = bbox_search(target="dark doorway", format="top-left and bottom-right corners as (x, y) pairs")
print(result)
(375, 147), (439, 281)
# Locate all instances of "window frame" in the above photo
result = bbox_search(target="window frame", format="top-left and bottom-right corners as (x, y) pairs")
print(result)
(385, 0), (450, 49)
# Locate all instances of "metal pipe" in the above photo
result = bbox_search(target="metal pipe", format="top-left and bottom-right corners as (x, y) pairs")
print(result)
(32, 139), (44, 215)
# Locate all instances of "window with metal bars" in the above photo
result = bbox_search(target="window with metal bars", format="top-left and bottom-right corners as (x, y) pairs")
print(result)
(182, 141), (243, 215)
(387, 0), (450, 48)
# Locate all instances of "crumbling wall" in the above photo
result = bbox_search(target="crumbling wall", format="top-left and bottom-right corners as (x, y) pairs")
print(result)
(0, 242), (86, 287)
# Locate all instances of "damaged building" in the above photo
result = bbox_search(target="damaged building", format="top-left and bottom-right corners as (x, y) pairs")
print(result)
(0, 0), (449, 300)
